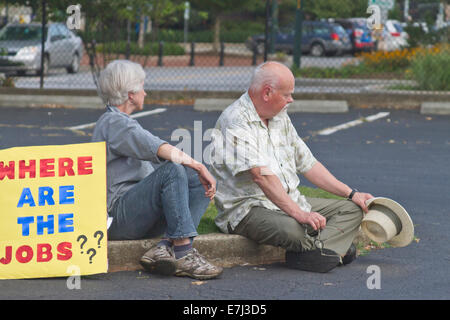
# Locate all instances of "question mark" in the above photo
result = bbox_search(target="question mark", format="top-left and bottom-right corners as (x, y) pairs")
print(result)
(93, 230), (104, 248)
(86, 248), (96, 264)
(77, 235), (88, 254)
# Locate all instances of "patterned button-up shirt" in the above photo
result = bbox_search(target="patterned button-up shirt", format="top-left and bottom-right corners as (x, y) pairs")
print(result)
(209, 92), (317, 233)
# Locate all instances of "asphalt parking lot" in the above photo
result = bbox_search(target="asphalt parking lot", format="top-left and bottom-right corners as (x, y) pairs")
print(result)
(0, 104), (449, 300)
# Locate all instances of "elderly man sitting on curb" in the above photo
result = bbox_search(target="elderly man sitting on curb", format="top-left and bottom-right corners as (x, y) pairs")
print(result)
(209, 61), (374, 273)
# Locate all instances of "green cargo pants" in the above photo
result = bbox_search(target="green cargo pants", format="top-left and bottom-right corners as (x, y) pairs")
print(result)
(231, 197), (363, 256)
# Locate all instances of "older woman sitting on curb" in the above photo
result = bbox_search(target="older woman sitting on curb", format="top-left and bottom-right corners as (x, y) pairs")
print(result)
(92, 60), (222, 280)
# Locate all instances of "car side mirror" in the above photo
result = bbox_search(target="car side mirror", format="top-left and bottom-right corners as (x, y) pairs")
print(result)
(50, 35), (62, 42)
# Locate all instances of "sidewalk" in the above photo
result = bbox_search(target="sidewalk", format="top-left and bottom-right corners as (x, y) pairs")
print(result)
(107, 230), (372, 272)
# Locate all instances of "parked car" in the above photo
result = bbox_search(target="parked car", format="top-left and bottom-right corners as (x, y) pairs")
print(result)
(0, 22), (84, 75)
(378, 19), (408, 51)
(334, 18), (375, 54)
(245, 21), (352, 57)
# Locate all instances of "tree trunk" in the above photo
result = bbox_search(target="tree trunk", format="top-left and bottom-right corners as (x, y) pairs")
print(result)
(138, 15), (145, 49)
(213, 15), (222, 53)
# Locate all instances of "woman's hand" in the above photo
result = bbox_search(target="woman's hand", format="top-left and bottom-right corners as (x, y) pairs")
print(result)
(157, 144), (216, 200)
(195, 164), (217, 200)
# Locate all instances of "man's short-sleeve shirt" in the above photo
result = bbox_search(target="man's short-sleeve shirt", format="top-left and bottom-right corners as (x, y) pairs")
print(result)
(210, 92), (317, 233)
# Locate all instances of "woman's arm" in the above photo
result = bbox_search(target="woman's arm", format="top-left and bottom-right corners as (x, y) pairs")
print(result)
(157, 143), (216, 200)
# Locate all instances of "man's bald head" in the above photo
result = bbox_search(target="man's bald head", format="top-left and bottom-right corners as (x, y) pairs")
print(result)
(247, 61), (295, 123)
(249, 61), (294, 94)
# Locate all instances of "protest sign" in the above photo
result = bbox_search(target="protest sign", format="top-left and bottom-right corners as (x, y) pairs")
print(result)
(0, 142), (107, 279)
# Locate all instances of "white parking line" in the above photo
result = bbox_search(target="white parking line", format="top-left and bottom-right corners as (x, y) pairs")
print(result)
(317, 112), (390, 136)
(68, 108), (167, 131)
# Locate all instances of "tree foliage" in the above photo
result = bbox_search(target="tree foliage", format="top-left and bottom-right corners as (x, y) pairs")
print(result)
(189, 0), (264, 50)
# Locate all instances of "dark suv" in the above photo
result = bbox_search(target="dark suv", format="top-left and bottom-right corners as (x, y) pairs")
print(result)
(334, 18), (374, 54)
(245, 21), (351, 57)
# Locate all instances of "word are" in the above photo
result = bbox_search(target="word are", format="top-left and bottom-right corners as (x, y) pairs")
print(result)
(17, 185), (75, 208)
(0, 156), (93, 180)
(0, 242), (72, 265)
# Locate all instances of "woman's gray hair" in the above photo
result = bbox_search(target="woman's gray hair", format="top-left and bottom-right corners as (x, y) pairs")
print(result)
(248, 61), (283, 92)
(98, 60), (146, 106)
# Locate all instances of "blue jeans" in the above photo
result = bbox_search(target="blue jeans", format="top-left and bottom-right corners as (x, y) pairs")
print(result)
(108, 162), (211, 240)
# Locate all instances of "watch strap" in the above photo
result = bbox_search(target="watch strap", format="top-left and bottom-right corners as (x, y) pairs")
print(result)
(347, 189), (358, 200)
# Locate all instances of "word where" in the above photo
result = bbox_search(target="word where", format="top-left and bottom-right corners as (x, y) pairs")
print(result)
(0, 156), (93, 180)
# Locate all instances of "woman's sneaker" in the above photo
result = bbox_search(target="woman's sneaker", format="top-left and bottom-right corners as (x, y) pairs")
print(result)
(175, 248), (223, 280)
(140, 244), (177, 276)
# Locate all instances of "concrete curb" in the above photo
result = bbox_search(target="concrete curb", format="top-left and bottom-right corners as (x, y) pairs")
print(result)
(0, 94), (105, 109)
(107, 229), (372, 273)
(1, 88), (449, 111)
(420, 102), (450, 115)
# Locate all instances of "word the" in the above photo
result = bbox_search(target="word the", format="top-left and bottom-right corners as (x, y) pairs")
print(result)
(0, 242), (72, 265)
(17, 214), (74, 236)
(0, 156), (93, 180)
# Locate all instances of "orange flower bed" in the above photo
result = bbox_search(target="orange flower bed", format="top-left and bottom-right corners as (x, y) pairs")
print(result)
(356, 44), (448, 72)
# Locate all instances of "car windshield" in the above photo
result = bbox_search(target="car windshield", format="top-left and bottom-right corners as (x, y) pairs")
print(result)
(354, 21), (369, 30)
(0, 25), (42, 41)
(333, 25), (347, 35)
(393, 23), (404, 33)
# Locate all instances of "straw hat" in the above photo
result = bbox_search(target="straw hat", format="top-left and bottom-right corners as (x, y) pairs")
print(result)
(361, 197), (414, 247)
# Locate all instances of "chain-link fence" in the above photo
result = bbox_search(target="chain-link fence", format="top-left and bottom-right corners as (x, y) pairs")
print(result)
(0, 0), (448, 93)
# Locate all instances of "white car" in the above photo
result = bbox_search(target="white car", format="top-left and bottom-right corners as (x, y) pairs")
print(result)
(0, 22), (84, 75)
(379, 20), (408, 51)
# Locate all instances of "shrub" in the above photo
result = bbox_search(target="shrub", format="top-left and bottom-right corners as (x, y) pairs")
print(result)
(409, 46), (450, 91)
(0, 74), (15, 87)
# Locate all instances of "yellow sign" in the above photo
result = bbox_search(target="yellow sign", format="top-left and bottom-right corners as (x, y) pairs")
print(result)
(0, 142), (107, 279)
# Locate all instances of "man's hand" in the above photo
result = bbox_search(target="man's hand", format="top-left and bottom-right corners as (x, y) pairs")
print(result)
(295, 210), (326, 231)
(351, 192), (374, 213)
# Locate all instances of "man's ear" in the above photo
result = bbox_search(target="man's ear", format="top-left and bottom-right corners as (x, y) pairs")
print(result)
(262, 85), (271, 102)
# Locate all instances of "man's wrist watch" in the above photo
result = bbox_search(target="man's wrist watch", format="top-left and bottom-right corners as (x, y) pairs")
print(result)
(347, 188), (358, 200)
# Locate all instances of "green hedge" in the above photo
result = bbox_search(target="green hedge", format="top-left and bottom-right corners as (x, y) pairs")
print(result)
(147, 27), (263, 43)
(96, 41), (185, 56)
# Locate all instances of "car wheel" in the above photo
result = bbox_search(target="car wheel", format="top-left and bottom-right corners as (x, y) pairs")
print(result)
(36, 55), (49, 76)
(310, 43), (325, 57)
(67, 53), (80, 74)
